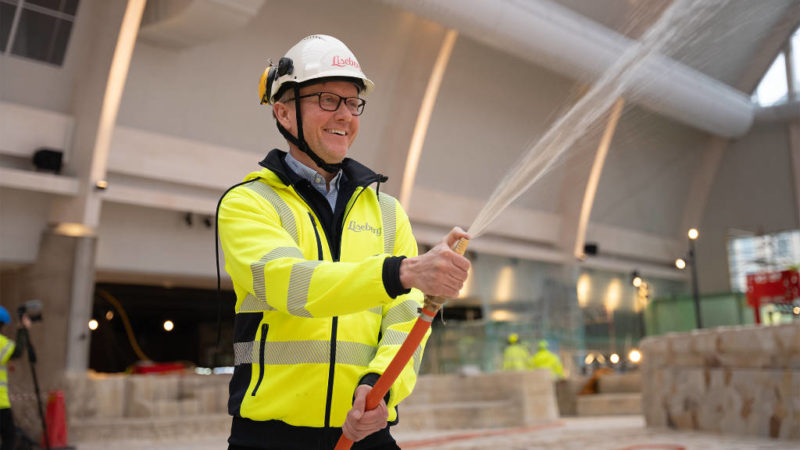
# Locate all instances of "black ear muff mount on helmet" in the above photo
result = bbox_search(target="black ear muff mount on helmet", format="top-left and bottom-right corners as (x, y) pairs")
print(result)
(262, 57), (294, 105)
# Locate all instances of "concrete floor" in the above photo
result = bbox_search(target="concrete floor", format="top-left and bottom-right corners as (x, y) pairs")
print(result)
(74, 415), (798, 449)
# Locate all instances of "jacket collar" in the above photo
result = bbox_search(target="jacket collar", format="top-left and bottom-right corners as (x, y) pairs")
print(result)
(259, 149), (387, 188)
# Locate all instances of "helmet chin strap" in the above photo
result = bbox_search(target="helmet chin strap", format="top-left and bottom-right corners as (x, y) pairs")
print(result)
(276, 84), (343, 174)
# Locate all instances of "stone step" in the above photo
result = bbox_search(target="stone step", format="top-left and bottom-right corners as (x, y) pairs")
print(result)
(70, 413), (231, 444)
(395, 399), (524, 431)
(576, 393), (642, 416)
(403, 370), (554, 405)
(73, 402), (524, 443)
(67, 371), (558, 440)
(597, 372), (641, 394)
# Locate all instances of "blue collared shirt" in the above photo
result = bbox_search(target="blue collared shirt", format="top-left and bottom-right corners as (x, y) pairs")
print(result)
(284, 151), (343, 211)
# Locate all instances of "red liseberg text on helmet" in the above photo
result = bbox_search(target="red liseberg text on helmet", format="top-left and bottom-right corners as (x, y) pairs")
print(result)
(331, 55), (360, 69)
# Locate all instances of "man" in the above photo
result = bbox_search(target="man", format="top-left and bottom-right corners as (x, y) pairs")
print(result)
(530, 340), (565, 380)
(502, 333), (529, 371)
(0, 306), (30, 450)
(218, 35), (470, 449)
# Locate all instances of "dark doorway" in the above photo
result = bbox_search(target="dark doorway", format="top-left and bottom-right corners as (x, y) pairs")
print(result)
(89, 283), (235, 373)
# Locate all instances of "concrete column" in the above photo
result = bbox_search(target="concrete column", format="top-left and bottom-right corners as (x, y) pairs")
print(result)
(398, 28), (458, 209)
(39, 0), (145, 376)
(0, 231), (96, 438)
(784, 44), (796, 102)
(2, 231), (96, 393)
(572, 98), (625, 260)
(50, 0), (146, 228)
(788, 121), (800, 226)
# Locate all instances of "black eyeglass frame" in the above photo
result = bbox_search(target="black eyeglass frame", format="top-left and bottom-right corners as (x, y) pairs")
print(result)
(286, 91), (367, 116)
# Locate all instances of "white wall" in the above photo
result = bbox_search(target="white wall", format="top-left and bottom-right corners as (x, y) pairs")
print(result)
(700, 121), (797, 292)
(116, 0), (445, 162)
(416, 34), (576, 213)
(0, 188), (51, 266)
(0, 102), (75, 159)
(96, 202), (220, 278)
(592, 107), (707, 237)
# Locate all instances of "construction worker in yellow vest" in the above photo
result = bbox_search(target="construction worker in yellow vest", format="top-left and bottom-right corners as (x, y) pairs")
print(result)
(529, 340), (565, 380)
(502, 333), (530, 371)
(0, 306), (31, 450)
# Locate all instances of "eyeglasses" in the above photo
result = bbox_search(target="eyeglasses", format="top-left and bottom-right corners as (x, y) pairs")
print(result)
(288, 92), (366, 116)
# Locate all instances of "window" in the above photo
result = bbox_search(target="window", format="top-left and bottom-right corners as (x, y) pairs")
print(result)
(751, 26), (800, 107)
(0, 0), (79, 66)
(727, 230), (800, 293)
(752, 53), (788, 106)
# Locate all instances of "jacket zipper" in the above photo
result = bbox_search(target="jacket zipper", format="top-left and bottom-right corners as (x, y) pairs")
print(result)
(308, 212), (324, 261)
(324, 317), (338, 430)
(251, 323), (268, 396)
(309, 212), (338, 431)
(301, 183), (377, 432)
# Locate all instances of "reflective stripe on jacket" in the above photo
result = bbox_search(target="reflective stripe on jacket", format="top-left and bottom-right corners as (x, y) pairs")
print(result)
(219, 150), (428, 430)
(0, 334), (15, 409)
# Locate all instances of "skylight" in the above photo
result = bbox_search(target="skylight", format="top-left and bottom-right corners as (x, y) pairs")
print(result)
(751, 26), (799, 107)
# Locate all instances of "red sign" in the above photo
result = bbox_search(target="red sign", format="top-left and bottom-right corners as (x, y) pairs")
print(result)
(746, 269), (800, 307)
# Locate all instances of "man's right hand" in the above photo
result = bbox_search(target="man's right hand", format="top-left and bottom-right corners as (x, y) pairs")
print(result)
(399, 227), (471, 298)
(342, 384), (388, 442)
(21, 314), (32, 329)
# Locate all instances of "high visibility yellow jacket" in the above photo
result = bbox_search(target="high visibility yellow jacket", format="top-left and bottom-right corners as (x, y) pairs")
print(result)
(219, 150), (428, 446)
(502, 343), (530, 371)
(530, 348), (565, 379)
(0, 334), (16, 409)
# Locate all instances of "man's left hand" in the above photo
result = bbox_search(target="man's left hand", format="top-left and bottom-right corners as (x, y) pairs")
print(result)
(342, 384), (388, 442)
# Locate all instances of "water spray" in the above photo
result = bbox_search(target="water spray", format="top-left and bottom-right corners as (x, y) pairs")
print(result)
(469, 0), (730, 239)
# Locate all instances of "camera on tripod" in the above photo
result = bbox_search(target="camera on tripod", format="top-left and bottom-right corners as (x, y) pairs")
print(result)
(17, 299), (43, 322)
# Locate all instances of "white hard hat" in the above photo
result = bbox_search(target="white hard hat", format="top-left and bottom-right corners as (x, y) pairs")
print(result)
(259, 34), (374, 105)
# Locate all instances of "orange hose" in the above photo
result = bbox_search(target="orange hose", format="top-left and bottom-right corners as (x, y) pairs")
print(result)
(335, 308), (436, 450)
(335, 238), (468, 450)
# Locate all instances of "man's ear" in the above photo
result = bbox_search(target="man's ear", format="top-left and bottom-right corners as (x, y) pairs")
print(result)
(274, 102), (293, 130)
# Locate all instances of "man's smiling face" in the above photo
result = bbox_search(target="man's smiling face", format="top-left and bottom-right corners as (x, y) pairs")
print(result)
(278, 80), (361, 166)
